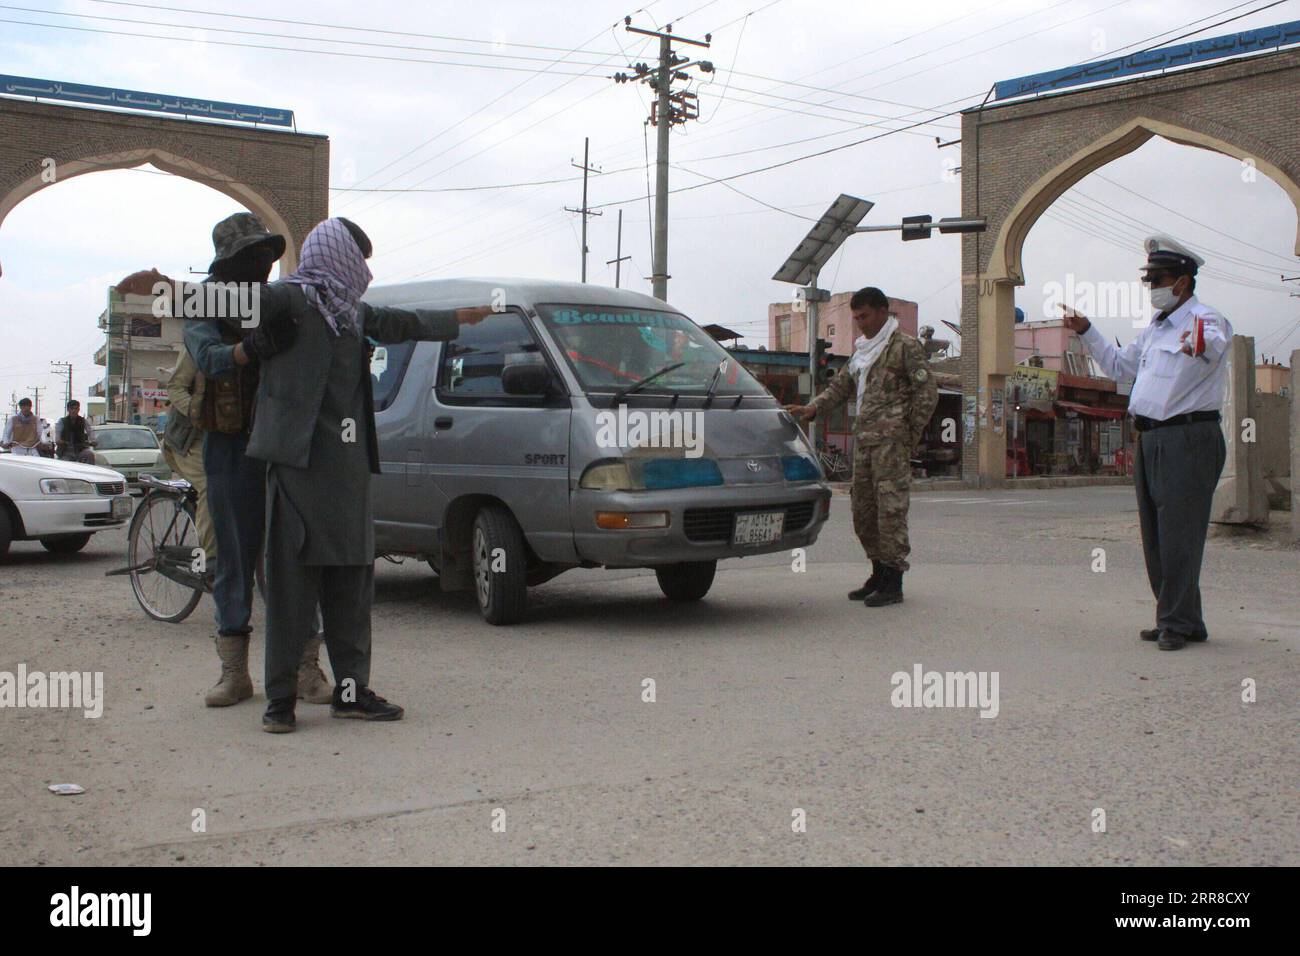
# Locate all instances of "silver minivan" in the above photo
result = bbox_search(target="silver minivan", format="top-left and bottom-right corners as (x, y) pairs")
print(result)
(366, 278), (830, 624)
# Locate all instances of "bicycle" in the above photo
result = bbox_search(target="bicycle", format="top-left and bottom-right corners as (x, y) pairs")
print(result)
(815, 441), (852, 482)
(106, 473), (207, 622)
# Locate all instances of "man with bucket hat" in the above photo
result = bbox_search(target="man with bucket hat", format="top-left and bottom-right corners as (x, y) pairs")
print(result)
(118, 212), (333, 707)
(1060, 235), (1232, 652)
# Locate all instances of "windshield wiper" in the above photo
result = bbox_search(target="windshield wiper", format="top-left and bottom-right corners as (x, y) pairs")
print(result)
(702, 361), (724, 408)
(611, 362), (684, 405)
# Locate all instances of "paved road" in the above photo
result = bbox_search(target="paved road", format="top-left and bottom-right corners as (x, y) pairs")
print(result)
(2, 486), (1296, 865)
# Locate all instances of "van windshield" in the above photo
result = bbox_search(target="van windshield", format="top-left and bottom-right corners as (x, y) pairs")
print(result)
(536, 304), (767, 397)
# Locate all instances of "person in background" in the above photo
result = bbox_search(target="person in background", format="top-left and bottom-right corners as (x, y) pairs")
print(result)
(2, 398), (43, 456)
(162, 346), (217, 570)
(54, 400), (96, 463)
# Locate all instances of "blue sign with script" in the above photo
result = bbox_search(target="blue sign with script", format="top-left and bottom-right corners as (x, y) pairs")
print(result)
(994, 20), (1300, 101)
(0, 74), (294, 127)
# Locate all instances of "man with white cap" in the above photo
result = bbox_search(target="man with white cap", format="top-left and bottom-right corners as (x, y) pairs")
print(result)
(1060, 235), (1231, 651)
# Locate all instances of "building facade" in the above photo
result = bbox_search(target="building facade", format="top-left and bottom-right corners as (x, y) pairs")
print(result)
(91, 290), (185, 429)
(768, 291), (919, 356)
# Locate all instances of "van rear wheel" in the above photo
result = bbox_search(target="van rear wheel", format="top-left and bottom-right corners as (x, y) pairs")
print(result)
(472, 505), (528, 625)
(655, 560), (717, 602)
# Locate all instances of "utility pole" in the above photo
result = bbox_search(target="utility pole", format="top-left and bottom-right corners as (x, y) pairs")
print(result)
(606, 209), (632, 288)
(564, 137), (602, 282)
(616, 19), (712, 302)
(26, 385), (44, 419)
(50, 361), (73, 405)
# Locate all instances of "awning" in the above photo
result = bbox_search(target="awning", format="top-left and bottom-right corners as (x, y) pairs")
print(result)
(1055, 400), (1125, 420)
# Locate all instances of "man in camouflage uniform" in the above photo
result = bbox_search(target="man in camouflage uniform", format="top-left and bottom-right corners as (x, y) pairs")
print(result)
(787, 287), (938, 606)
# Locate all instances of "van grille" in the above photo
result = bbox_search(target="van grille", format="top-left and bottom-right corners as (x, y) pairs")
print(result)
(682, 501), (817, 543)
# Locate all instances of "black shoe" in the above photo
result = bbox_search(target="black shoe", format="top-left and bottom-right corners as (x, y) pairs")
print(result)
(262, 697), (296, 733)
(331, 685), (404, 722)
(1156, 631), (1187, 651)
(1143, 628), (1207, 642)
(865, 567), (903, 607)
(849, 562), (884, 601)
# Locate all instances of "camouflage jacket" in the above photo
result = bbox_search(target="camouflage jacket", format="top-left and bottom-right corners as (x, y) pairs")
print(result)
(812, 331), (939, 447)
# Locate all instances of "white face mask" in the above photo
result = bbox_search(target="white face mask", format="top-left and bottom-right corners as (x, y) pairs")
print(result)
(1149, 284), (1180, 313)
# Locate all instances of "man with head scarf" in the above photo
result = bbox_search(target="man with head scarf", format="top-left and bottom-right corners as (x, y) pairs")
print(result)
(244, 217), (491, 732)
(117, 213), (333, 708)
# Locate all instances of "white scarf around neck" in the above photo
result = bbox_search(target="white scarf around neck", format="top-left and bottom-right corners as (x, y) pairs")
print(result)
(846, 316), (898, 413)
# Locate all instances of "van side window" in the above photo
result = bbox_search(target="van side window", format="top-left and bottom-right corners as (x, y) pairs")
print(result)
(437, 311), (545, 401)
(371, 340), (416, 412)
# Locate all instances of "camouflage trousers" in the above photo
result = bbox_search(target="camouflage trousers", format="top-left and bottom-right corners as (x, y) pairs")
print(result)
(849, 440), (912, 572)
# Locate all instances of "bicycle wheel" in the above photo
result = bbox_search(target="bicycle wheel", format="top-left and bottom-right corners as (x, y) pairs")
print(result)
(128, 492), (204, 623)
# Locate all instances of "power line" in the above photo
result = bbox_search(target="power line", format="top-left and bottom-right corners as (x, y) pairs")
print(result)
(86, 0), (628, 56)
(1092, 172), (1300, 269)
(0, 4), (630, 67)
(334, 16), (657, 208)
(0, 15), (604, 75)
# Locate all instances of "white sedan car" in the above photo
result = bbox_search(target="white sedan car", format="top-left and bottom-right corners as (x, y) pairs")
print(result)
(0, 454), (133, 556)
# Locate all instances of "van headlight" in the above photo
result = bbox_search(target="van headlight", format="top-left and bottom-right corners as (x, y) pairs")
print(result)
(41, 478), (94, 495)
(579, 460), (635, 491)
(579, 457), (725, 491)
(782, 455), (820, 481)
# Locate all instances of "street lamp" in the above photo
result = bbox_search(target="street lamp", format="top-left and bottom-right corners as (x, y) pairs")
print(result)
(773, 197), (987, 447)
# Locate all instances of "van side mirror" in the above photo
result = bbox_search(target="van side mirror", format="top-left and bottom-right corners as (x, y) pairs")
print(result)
(501, 362), (552, 396)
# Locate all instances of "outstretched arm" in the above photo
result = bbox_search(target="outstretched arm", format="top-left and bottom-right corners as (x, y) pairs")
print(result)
(363, 304), (495, 343)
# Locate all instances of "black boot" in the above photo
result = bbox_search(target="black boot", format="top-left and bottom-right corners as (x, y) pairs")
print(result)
(261, 696), (297, 734)
(864, 566), (903, 607)
(849, 562), (884, 601)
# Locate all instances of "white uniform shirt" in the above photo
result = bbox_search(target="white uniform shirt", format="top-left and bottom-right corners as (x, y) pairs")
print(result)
(1080, 295), (1232, 421)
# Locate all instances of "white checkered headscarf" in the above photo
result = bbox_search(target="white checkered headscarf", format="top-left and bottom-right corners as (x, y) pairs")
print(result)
(284, 218), (373, 337)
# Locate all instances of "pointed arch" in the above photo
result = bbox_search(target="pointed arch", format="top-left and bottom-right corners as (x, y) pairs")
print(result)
(0, 146), (300, 272)
(987, 115), (1300, 285)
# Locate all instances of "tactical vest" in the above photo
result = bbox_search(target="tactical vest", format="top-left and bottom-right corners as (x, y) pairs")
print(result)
(196, 321), (259, 434)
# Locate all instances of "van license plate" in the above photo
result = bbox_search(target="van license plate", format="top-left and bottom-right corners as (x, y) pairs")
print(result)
(112, 496), (132, 518)
(733, 511), (784, 546)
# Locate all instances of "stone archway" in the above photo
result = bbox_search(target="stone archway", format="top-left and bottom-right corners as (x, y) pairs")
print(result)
(0, 97), (329, 277)
(958, 46), (1300, 484)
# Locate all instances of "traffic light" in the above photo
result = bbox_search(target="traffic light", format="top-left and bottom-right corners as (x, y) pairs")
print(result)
(901, 214), (933, 241)
(814, 338), (832, 386)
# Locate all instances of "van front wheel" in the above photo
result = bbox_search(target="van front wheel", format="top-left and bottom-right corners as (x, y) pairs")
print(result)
(472, 506), (528, 625)
(655, 560), (717, 602)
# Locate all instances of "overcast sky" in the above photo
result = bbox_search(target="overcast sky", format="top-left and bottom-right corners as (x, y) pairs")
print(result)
(2, 0), (1298, 411)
